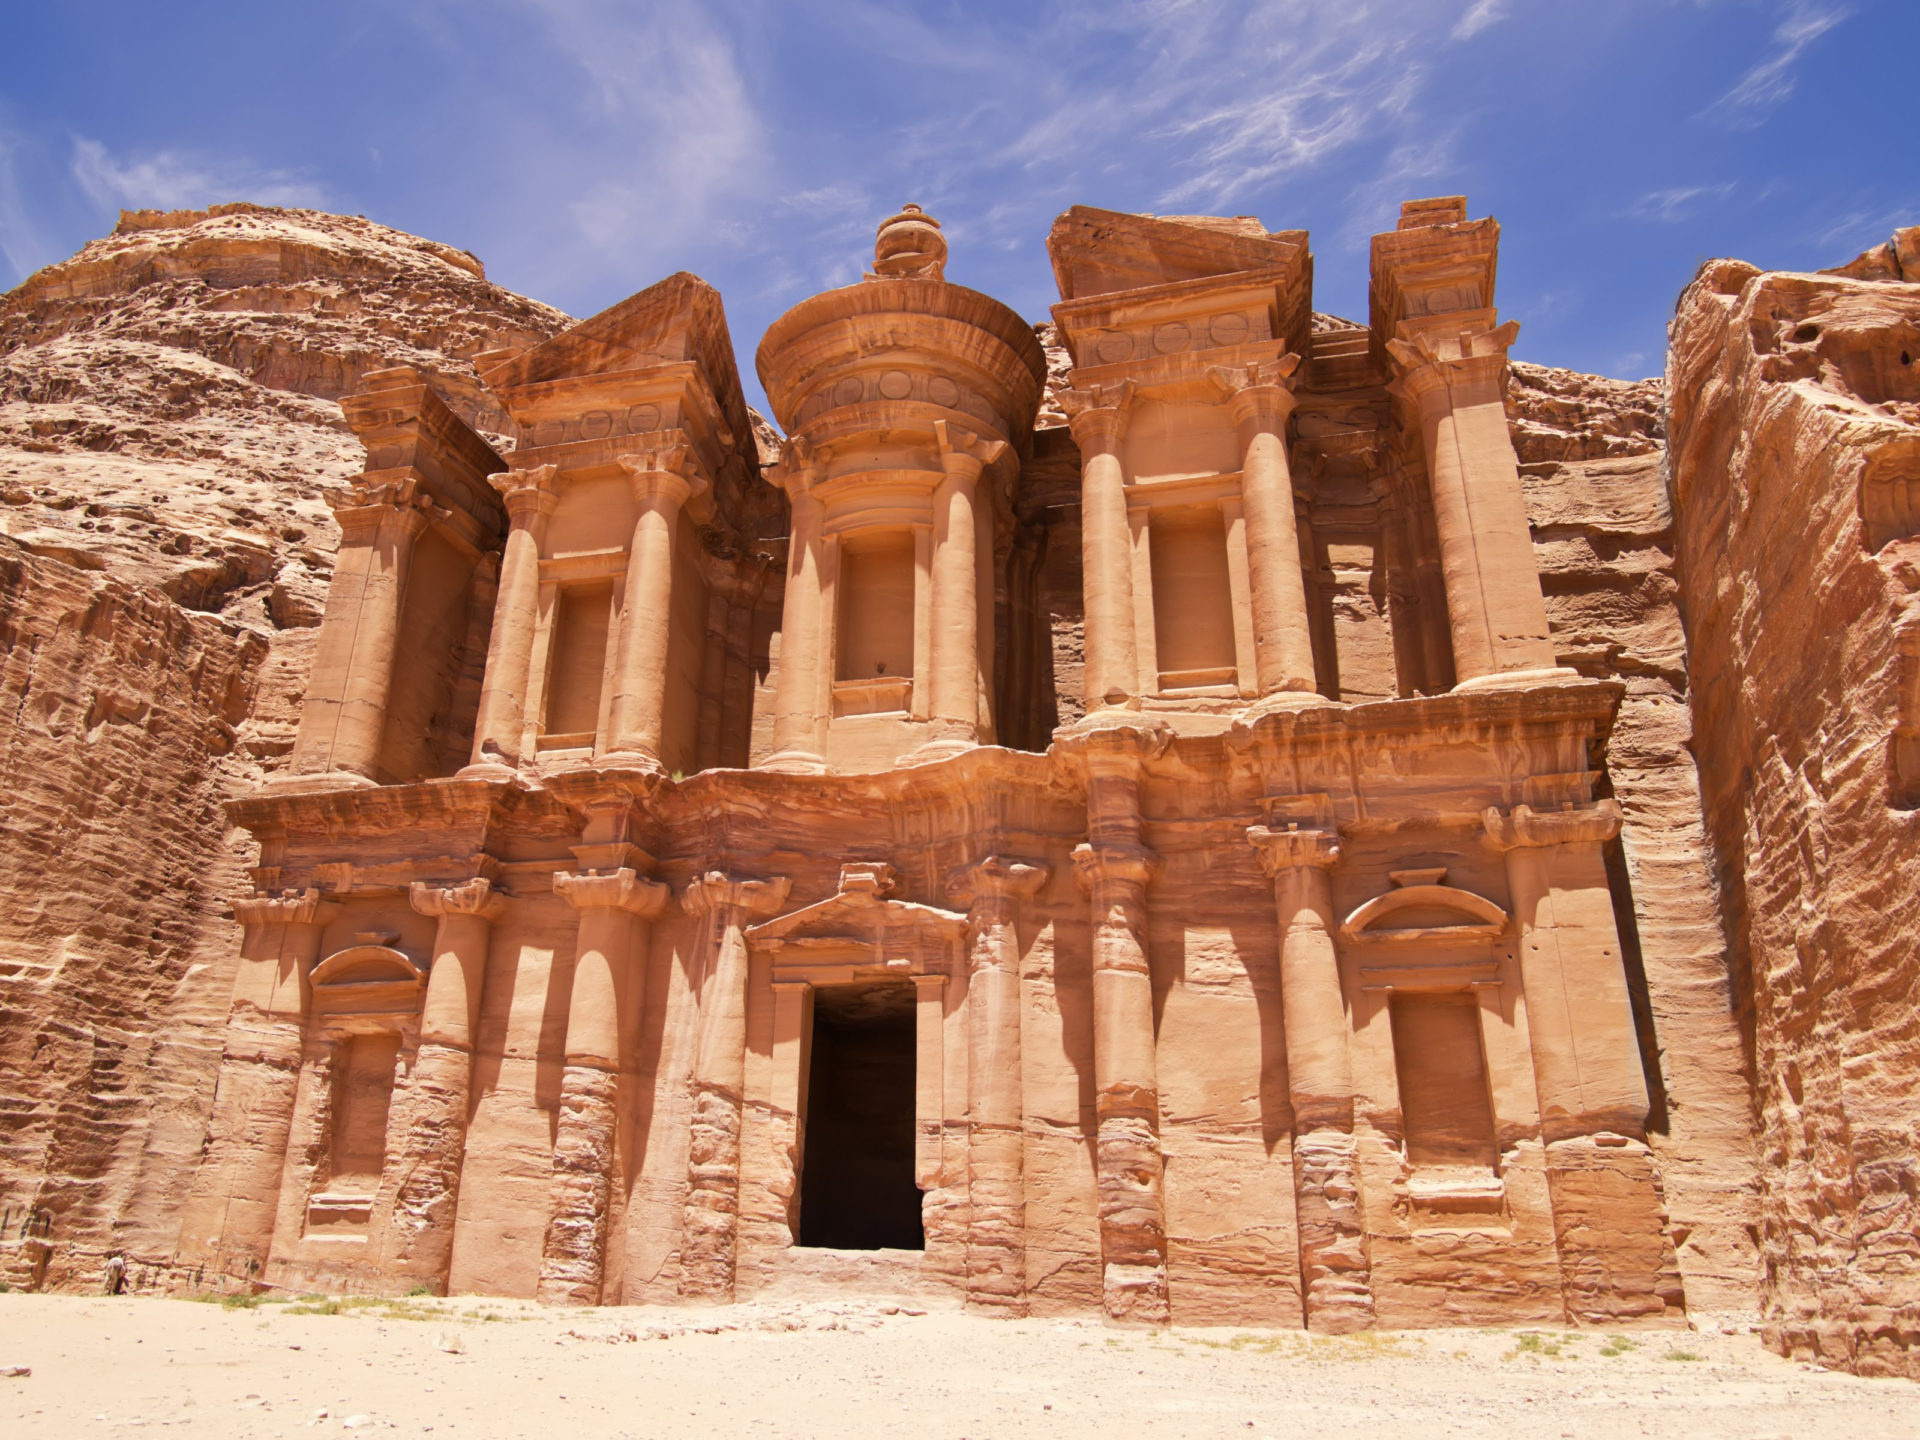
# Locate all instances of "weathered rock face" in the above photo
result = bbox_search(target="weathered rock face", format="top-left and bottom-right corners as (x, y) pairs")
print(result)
(0, 204), (569, 1287)
(1509, 360), (1762, 1319)
(1668, 232), (1920, 1377)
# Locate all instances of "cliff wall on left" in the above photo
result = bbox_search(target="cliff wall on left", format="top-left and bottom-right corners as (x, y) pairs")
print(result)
(0, 204), (568, 1287)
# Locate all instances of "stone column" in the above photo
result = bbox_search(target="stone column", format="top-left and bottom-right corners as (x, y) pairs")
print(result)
(763, 440), (829, 773)
(1485, 799), (1681, 1322)
(1387, 324), (1565, 689)
(920, 421), (1009, 755)
(288, 481), (432, 782)
(604, 445), (708, 768)
(1246, 825), (1375, 1332)
(1065, 723), (1169, 1321)
(468, 465), (558, 771)
(679, 871), (792, 1300)
(1060, 382), (1138, 711)
(951, 856), (1048, 1315)
(383, 877), (505, 1291)
(1209, 358), (1319, 700)
(537, 867), (669, 1306)
(175, 889), (338, 1285)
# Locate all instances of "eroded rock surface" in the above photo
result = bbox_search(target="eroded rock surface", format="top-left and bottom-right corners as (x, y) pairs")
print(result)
(0, 204), (569, 1285)
(1668, 229), (1920, 1377)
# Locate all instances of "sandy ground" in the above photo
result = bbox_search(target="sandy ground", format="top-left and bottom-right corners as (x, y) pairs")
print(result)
(1, 1292), (1915, 1439)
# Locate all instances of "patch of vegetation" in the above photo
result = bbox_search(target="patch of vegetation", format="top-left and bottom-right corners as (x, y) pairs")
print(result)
(1505, 1330), (1578, 1361)
(1663, 1348), (1704, 1362)
(1599, 1334), (1638, 1358)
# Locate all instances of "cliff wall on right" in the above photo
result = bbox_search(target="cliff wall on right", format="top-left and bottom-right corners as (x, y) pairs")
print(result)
(1668, 228), (1920, 1377)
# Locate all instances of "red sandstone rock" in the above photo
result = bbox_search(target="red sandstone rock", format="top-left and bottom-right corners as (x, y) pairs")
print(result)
(1669, 233), (1920, 1378)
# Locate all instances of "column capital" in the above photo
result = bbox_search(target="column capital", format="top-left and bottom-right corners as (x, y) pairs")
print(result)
(617, 443), (708, 511)
(1059, 379), (1137, 451)
(232, 888), (340, 929)
(766, 435), (818, 499)
(933, 419), (1008, 485)
(1483, 799), (1622, 852)
(1071, 841), (1161, 893)
(1053, 716), (1173, 778)
(488, 463), (560, 522)
(683, 871), (792, 922)
(324, 475), (438, 543)
(409, 876), (506, 922)
(554, 866), (671, 918)
(1247, 824), (1341, 875)
(1207, 354), (1301, 430)
(948, 855), (1049, 909)
(1385, 319), (1521, 407)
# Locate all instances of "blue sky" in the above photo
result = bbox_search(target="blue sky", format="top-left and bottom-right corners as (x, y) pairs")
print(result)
(3, 0), (1913, 404)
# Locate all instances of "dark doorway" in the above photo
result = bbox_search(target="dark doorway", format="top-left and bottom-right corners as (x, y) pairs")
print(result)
(798, 981), (923, 1250)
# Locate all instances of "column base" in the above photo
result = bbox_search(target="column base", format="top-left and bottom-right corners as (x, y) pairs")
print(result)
(594, 747), (668, 778)
(261, 769), (378, 795)
(1452, 665), (1584, 693)
(900, 736), (979, 767)
(757, 748), (828, 776)
(1245, 687), (1338, 717)
(453, 759), (521, 783)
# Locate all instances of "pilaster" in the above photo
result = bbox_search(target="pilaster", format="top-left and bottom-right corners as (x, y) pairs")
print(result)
(536, 865), (669, 1306)
(950, 856), (1049, 1315)
(1246, 824), (1376, 1332)
(679, 871), (792, 1300)
(1060, 381), (1139, 712)
(467, 465), (558, 773)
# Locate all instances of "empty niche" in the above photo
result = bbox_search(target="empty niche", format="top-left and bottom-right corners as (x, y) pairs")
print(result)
(1388, 991), (1497, 1170)
(545, 582), (613, 741)
(1150, 508), (1237, 691)
(834, 530), (916, 713)
(331, 1031), (401, 1188)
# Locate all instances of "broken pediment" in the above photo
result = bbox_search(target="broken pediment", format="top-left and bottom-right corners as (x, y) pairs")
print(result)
(1047, 206), (1307, 301)
(745, 862), (967, 983)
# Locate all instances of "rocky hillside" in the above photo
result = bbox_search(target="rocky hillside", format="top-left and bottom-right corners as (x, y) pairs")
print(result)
(0, 205), (569, 1286)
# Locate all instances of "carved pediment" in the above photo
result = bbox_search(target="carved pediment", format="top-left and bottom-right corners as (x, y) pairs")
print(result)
(745, 863), (966, 984)
(1340, 869), (1509, 947)
(310, 944), (425, 1019)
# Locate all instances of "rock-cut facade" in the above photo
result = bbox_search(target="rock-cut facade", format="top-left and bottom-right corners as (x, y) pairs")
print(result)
(153, 195), (1724, 1331)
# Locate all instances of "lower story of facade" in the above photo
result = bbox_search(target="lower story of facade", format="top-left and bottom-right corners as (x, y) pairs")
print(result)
(175, 682), (1686, 1328)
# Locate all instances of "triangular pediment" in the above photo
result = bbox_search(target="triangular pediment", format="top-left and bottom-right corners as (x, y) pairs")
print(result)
(1048, 206), (1307, 301)
(746, 863), (966, 980)
(486, 272), (727, 387)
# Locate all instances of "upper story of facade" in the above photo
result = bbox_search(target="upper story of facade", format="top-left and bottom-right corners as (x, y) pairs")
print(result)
(272, 194), (1576, 792)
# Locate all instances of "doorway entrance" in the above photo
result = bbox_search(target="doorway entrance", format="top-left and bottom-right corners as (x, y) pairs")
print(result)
(798, 980), (923, 1250)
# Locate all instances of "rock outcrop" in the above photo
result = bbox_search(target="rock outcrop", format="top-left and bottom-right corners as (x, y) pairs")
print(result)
(0, 204), (569, 1287)
(1668, 229), (1920, 1376)
(1510, 362), (1763, 1321)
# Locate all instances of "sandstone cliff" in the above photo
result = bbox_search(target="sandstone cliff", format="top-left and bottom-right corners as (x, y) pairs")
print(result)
(1668, 231), (1920, 1377)
(1508, 360), (1761, 1319)
(0, 205), (569, 1286)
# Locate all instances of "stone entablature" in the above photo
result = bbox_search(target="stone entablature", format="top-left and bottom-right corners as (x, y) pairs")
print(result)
(179, 195), (1685, 1333)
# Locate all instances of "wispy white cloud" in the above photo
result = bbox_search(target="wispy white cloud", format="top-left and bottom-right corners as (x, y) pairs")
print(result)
(1701, 1), (1851, 128)
(1451, 0), (1511, 41)
(0, 130), (56, 284)
(497, 0), (764, 273)
(1625, 182), (1737, 223)
(69, 136), (329, 212)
